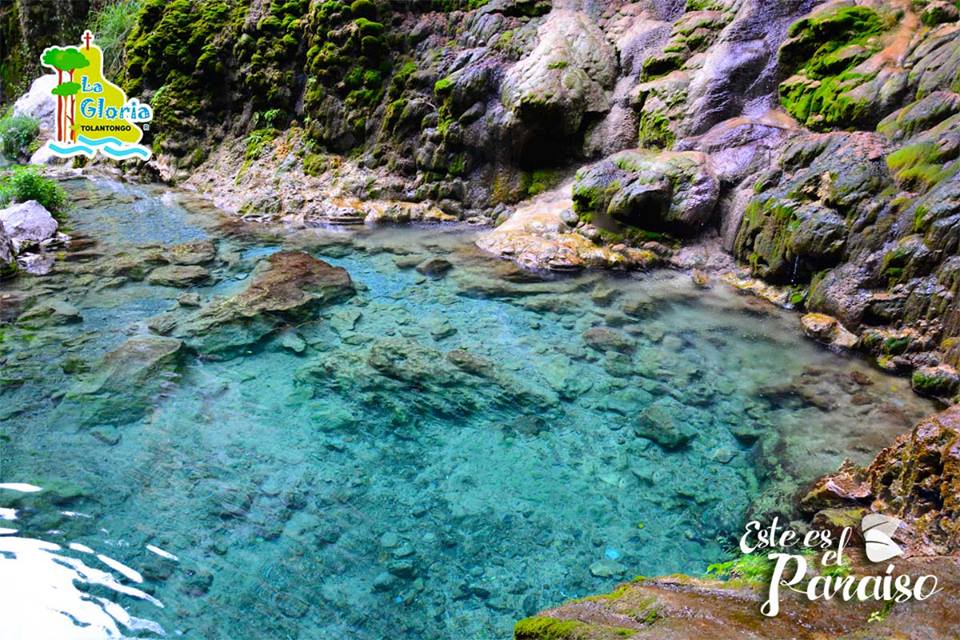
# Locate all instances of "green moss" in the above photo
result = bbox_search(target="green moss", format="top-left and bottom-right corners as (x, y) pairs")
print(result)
(434, 76), (454, 95)
(302, 0), (392, 147)
(777, 6), (887, 130)
(638, 111), (675, 150)
(706, 553), (775, 586)
(0, 1), (27, 103)
(522, 169), (561, 197)
(514, 616), (635, 640)
(572, 181), (621, 218)
(733, 198), (799, 282)
(886, 142), (955, 193)
(302, 152), (328, 176)
(448, 153), (467, 176)
(912, 369), (958, 396)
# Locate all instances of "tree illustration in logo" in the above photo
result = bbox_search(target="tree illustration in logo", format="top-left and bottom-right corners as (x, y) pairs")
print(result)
(41, 47), (90, 143)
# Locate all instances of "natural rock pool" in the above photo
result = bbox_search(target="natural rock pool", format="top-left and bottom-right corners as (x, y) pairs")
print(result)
(0, 178), (936, 639)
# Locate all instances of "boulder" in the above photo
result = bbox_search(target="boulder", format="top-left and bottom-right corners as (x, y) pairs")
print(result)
(168, 251), (354, 355)
(500, 10), (617, 158)
(800, 313), (858, 350)
(62, 336), (184, 427)
(0, 200), (58, 252)
(0, 223), (15, 277)
(161, 240), (217, 265)
(573, 150), (719, 237)
(12, 75), (57, 133)
(911, 364), (960, 400)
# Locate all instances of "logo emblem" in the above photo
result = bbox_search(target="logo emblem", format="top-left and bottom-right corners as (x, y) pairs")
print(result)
(40, 30), (152, 161)
(862, 513), (904, 563)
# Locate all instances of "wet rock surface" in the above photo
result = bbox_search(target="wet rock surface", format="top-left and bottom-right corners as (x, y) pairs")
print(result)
(163, 251), (354, 356)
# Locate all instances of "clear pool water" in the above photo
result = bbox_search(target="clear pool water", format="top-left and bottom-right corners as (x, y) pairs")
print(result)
(0, 178), (935, 639)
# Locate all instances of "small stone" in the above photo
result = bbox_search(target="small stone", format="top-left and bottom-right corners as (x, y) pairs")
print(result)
(147, 265), (211, 288)
(710, 447), (736, 464)
(589, 559), (626, 578)
(373, 571), (397, 592)
(691, 268), (710, 288)
(583, 326), (634, 353)
(387, 558), (417, 579)
(280, 332), (307, 354)
(178, 293), (202, 307)
(392, 543), (415, 558)
(380, 532), (400, 548)
(801, 313), (858, 350)
(90, 425), (121, 445)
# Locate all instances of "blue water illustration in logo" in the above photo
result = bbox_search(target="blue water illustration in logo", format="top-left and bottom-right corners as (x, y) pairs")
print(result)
(49, 135), (150, 160)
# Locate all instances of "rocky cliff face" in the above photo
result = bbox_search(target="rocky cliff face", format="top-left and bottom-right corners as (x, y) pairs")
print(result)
(2, 2), (957, 388)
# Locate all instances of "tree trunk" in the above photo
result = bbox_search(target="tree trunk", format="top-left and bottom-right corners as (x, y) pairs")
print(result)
(56, 70), (63, 142)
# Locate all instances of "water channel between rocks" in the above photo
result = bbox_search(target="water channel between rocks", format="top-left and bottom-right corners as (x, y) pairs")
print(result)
(0, 177), (935, 639)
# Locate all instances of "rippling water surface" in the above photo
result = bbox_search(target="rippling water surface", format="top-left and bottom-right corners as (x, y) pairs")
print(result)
(0, 178), (935, 639)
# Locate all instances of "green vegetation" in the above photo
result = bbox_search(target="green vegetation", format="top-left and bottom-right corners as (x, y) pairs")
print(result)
(0, 166), (67, 217)
(706, 553), (776, 585)
(89, 0), (144, 78)
(777, 6), (887, 130)
(0, 2), (26, 102)
(0, 114), (39, 158)
(733, 198), (799, 282)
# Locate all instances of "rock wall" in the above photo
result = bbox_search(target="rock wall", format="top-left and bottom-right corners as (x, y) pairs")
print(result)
(3, 0), (959, 384)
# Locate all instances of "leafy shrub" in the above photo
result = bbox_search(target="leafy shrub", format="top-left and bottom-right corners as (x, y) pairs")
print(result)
(0, 166), (67, 217)
(89, 0), (145, 78)
(0, 115), (40, 159)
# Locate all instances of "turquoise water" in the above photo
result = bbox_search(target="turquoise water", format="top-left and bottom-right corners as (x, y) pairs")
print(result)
(0, 178), (935, 639)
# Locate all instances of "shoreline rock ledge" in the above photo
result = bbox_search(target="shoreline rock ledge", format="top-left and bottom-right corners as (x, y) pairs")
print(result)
(516, 406), (960, 639)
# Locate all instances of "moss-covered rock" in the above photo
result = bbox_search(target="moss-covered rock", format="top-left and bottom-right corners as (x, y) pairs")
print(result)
(777, 5), (888, 130)
(572, 149), (719, 237)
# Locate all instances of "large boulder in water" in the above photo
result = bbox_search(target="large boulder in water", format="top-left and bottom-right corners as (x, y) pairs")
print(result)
(62, 335), (185, 427)
(572, 149), (720, 237)
(167, 251), (354, 356)
(0, 200), (58, 252)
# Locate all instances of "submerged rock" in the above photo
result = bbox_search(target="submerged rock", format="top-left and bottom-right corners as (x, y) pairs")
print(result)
(166, 251), (353, 356)
(634, 397), (697, 449)
(62, 335), (184, 427)
(17, 299), (82, 328)
(147, 265), (212, 288)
